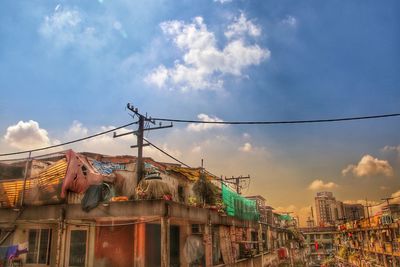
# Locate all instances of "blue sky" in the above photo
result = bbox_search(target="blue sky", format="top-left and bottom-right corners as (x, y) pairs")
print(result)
(0, 0), (399, 224)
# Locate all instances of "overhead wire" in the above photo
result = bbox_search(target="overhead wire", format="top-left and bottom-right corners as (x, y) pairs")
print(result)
(0, 150), (69, 162)
(358, 195), (400, 211)
(0, 111), (399, 199)
(153, 113), (400, 125)
(1, 112), (399, 157)
(143, 137), (237, 192)
(0, 122), (137, 157)
(143, 137), (191, 168)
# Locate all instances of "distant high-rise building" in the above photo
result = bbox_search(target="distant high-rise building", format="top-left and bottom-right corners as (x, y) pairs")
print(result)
(315, 192), (343, 226)
(382, 203), (400, 216)
(343, 203), (365, 221)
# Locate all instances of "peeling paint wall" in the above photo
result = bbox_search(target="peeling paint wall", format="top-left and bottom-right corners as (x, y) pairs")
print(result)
(94, 222), (134, 267)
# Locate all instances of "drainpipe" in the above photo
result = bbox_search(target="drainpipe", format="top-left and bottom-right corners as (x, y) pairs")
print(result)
(161, 202), (170, 267)
(56, 206), (66, 267)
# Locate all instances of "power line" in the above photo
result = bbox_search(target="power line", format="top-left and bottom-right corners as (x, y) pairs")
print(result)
(143, 137), (239, 192)
(143, 137), (191, 168)
(153, 113), (400, 125)
(359, 195), (400, 208)
(0, 150), (68, 162)
(2, 112), (399, 158)
(0, 122), (137, 157)
(114, 103), (173, 183)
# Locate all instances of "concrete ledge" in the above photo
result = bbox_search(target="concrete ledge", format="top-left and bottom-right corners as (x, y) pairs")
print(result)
(0, 200), (259, 227)
(0, 205), (61, 223)
(65, 200), (166, 220)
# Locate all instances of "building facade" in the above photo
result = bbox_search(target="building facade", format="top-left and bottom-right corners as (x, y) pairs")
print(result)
(315, 192), (343, 226)
(0, 150), (305, 267)
(299, 226), (337, 266)
(343, 203), (365, 221)
(335, 214), (400, 266)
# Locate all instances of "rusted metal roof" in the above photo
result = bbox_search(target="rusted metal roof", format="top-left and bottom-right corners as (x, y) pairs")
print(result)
(167, 166), (214, 181)
(0, 159), (67, 207)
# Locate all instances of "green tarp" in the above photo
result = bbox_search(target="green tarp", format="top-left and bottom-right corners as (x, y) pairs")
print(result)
(279, 214), (293, 221)
(221, 184), (259, 221)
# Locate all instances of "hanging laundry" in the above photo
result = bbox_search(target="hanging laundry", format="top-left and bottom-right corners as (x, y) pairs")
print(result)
(6, 245), (18, 260)
(61, 150), (115, 198)
(17, 242), (28, 254)
(0, 246), (8, 266)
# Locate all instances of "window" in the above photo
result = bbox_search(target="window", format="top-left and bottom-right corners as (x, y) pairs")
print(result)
(178, 185), (185, 202)
(323, 234), (331, 239)
(26, 229), (52, 265)
(68, 230), (87, 267)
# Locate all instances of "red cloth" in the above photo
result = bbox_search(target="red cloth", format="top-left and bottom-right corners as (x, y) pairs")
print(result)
(61, 150), (103, 198)
(278, 247), (288, 259)
(315, 241), (319, 251)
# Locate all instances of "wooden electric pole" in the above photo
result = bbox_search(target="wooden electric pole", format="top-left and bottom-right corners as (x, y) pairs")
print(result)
(365, 198), (371, 227)
(114, 103), (172, 183)
(225, 175), (250, 194)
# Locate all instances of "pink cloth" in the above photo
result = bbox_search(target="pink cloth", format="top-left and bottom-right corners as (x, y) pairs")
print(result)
(61, 150), (103, 198)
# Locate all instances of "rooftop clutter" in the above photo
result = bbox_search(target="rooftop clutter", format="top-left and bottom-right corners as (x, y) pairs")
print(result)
(222, 184), (259, 221)
(0, 150), (265, 221)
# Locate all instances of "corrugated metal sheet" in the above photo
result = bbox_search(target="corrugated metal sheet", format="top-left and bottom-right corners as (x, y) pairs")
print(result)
(67, 192), (84, 204)
(0, 159), (67, 207)
(167, 167), (213, 181)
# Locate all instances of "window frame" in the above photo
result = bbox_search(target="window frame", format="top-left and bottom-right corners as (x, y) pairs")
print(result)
(26, 228), (52, 266)
(65, 226), (89, 267)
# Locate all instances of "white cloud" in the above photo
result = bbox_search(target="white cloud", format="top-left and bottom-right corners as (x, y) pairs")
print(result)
(191, 145), (202, 153)
(383, 145), (400, 156)
(144, 143), (182, 161)
(66, 120), (88, 139)
(380, 186), (388, 191)
(308, 179), (338, 190)
(239, 142), (252, 152)
(392, 190), (400, 198)
(187, 114), (226, 132)
(242, 132), (251, 139)
(280, 15), (297, 28)
(213, 0), (232, 3)
(225, 12), (261, 39)
(38, 5), (104, 49)
(342, 154), (394, 177)
(113, 20), (128, 38)
(383, 145), (400, 152)
(145, 15), (269, 91)
(4, 120), (51, 150)
(144, 65), (169, 88)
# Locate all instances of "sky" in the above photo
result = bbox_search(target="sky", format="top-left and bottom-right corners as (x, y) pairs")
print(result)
(0, 0), (399, 225)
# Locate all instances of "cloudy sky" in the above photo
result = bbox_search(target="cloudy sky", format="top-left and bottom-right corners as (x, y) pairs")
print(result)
(0, 0), (399, 225)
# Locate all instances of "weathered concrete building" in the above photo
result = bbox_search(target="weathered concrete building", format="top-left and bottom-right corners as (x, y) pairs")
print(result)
(335, 213), (400, 266)
(0, 150), (304, 267)
(299, 226), (336, 265)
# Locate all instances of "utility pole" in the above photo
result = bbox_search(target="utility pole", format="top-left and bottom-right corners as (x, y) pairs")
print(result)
(114, 103), (173, 183)
(365, 198), (371, 227)
(225, 175), (250, 194)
